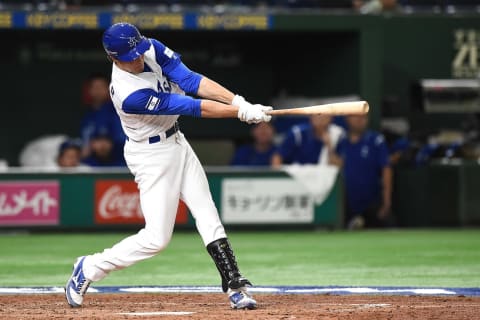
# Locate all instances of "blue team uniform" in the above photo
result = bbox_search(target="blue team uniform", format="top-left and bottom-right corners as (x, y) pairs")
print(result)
(109, 38), (203, 142)
(277, 123), (325, 164)
(336, 130), (390, 215)
(119, 38), (203, 117)
(82, 153), (126, 167)
(80, 100), (126, 164)
(80, 101), (124, 144)
(230, 144), (277, 166)
(64, 23), (258, 310)
(81, 126), (127, 167)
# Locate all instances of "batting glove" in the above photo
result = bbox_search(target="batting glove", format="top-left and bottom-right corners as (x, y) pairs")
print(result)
(233, 95), (272, 123)
(253, 104), (273, 113)
(238, 104), (272, 124)
(231, 94), (251, 109)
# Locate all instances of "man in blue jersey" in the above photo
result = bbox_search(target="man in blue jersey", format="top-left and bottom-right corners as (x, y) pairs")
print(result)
(231, 122), (276, 166)
(271, 115), (344, 166)
(336, 114), (393, 229)
(80, 74), (125, 160)
(65, 23), (272, 310)
(82, 127), (126, 167)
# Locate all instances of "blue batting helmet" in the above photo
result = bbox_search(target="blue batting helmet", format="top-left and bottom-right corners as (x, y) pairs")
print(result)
(102, 23), (151, 62)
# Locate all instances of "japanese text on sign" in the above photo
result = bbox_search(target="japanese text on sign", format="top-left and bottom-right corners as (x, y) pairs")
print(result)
(0, 181), (59, 226)
(221, 178), (314, 224)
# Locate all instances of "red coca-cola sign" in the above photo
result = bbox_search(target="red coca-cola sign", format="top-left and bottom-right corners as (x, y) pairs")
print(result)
(95, 180), (188, 225)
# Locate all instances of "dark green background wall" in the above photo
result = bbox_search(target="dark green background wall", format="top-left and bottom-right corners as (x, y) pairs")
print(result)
(1, 29), (359, 165)
(2, 13), (480, 165)
(382, 15), (480, 129)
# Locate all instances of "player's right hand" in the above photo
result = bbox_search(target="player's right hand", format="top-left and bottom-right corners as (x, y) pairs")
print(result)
(238, 104), (271, 124)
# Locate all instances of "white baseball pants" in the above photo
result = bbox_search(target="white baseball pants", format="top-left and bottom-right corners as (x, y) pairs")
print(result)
(83, 132), (227, 282)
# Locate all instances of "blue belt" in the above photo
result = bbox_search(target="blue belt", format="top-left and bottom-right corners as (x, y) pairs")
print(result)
(126, 123), (179, 144)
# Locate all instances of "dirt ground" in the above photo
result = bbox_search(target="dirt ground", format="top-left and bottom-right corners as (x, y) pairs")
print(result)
(0, 293), (479, 320)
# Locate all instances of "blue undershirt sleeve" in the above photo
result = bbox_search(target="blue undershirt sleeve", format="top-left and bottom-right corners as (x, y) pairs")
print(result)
(150, 38), (203, 95)
(166, 63), (203, 95)
(122, 89), (202, 117)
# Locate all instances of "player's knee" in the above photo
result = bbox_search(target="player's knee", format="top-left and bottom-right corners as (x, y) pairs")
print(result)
(143, 229), (172, 252)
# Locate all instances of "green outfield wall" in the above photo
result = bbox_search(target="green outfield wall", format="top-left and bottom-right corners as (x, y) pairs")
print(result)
(0, 168), (343, 229)
(1, 163), (479, 229)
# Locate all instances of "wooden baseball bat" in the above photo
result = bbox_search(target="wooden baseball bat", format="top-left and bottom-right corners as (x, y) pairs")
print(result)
(266, 101), (369, 116)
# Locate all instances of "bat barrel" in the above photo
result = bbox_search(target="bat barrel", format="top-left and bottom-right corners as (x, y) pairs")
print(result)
(267, 101), (370, 116)
(360, 101), (369, 114)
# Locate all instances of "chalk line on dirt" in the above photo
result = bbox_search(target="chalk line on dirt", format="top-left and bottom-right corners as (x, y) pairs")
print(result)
(0, 286), (478, 296)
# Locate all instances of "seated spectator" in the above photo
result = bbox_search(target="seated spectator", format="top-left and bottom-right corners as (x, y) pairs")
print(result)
(414, 141), (463, 166)
(80, 73), (125, 160)
(231, 122), (277, 166)
(336, 114), (393, 229)
(57, 139), (83, 168)
(82, 127), (126, 167)
(271, 115), (344, 166)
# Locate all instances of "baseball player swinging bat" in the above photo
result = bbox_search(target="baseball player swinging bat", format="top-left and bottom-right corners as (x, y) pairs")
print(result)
(65, 22), (264, 311)
(266, 101), (369, 116)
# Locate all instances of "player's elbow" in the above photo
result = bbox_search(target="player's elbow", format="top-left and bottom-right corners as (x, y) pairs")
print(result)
(180, 72), (203, 95)
(170, 63), (203, 94)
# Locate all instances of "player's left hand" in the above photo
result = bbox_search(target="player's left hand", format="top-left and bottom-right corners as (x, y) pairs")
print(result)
(232, 95), (273, 113)
(232, 95), (251, 109)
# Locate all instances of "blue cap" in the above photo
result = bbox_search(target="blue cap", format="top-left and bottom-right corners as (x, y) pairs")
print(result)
(59, 139), (82, 154)
(102, 23), (151, 62)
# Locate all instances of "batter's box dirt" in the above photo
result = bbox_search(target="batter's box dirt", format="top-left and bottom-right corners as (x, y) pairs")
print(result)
(0, 293), (479, 319)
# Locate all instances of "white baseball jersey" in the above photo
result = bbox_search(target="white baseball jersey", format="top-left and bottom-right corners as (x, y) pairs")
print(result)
(83, 37), (227, 283)
(109, 38), (203, 142)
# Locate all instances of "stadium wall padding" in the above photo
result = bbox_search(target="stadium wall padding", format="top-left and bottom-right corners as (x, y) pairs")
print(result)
(393, 163), (480, 227)
(0, 169), (344, 229)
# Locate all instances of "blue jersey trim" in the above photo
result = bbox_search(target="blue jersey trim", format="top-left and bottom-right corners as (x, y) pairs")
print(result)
(122, 88), (201, 117)
(150, 38), (203, 95)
